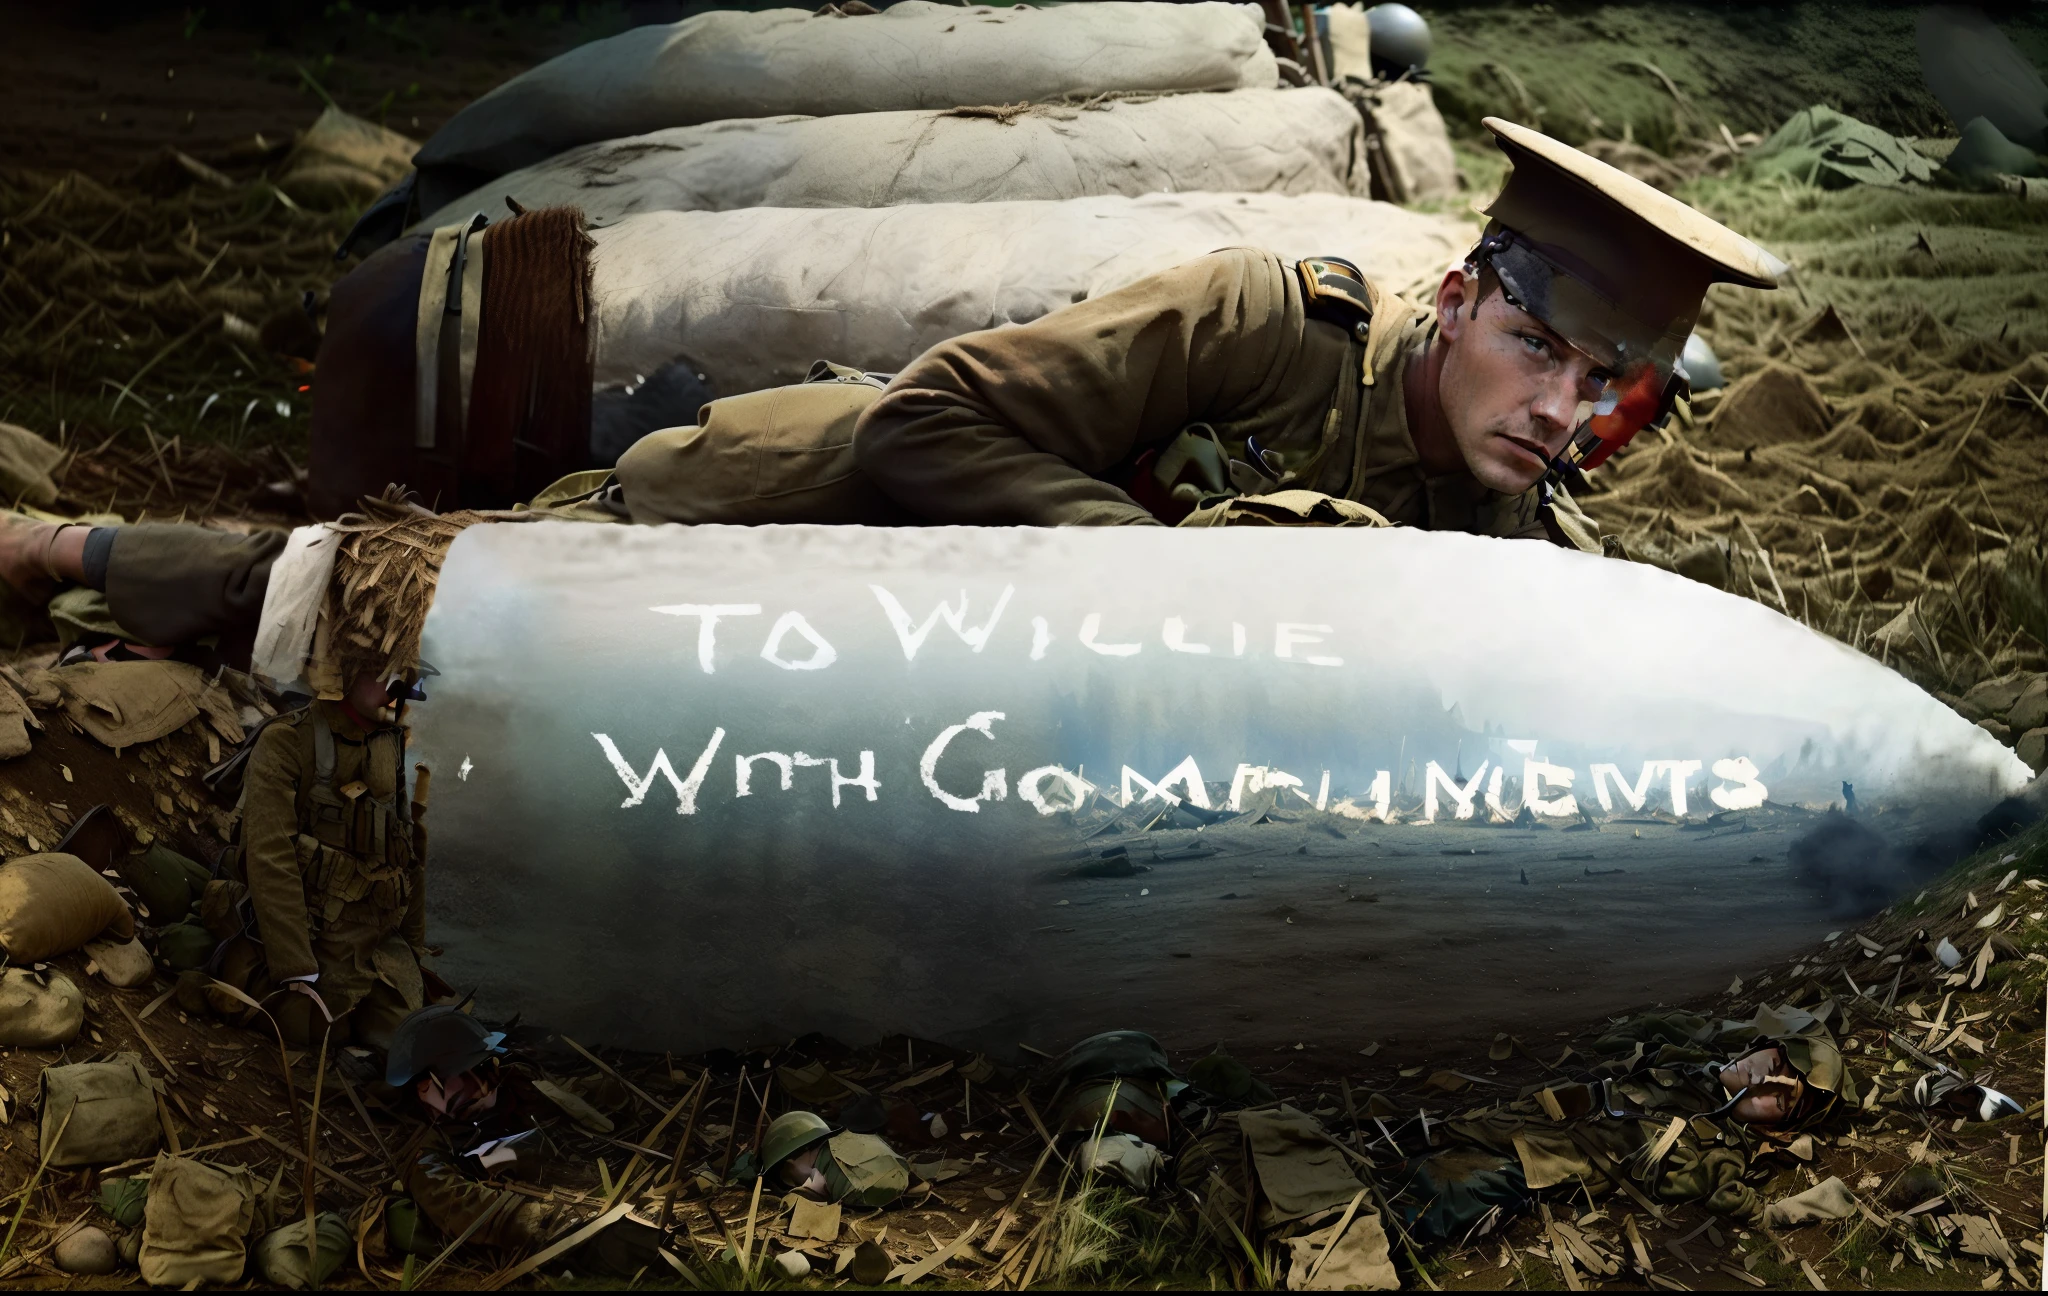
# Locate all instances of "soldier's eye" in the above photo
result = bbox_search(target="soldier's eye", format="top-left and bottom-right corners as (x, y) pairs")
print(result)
(1518, 334), (1550, 357)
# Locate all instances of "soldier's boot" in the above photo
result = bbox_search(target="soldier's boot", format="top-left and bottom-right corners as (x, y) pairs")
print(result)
(0, 517), (82, 604)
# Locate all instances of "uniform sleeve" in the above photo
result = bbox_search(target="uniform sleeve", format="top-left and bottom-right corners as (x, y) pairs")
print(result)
(402, 825), (428, 953)
(240, 723), (319, 982)
(103, 524), (287, 646)
(853, 249), (1300, 526)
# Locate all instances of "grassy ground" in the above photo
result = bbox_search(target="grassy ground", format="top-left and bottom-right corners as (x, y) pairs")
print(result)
(1424, 1), (2048, 153)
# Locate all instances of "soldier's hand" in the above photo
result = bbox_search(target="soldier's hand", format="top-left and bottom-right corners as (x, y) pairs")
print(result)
(284, 977), (335, 1022)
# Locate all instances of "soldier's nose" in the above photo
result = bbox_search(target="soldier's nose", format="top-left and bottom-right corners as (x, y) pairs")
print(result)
(1531, 377), (1580, 438)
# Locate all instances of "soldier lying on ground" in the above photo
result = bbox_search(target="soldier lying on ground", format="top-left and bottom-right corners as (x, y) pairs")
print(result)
(0, 118), (1785, 651)
(862, 117), (1778, 536)
(310, 118), (1783, 538)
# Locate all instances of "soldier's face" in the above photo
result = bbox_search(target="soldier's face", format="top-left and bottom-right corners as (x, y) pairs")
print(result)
(346, 671), (398, 720)
(1719, 1046), (1803, 1125)
(1434, 271), (1615, 493)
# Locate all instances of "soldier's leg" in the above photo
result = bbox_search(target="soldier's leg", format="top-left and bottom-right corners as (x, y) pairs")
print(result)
(101, 524), (286, 650)
(613, 375), (914, 525)
(347, 978), (416, 1054)
(0, 517), (284, 656)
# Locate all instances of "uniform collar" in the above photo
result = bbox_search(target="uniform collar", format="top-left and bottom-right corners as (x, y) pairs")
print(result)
(316, 697), (380, 740)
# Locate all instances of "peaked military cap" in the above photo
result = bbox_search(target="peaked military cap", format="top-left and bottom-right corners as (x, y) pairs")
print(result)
(1471, 118), (1786, 470)
(1476, 117), (1782, 369)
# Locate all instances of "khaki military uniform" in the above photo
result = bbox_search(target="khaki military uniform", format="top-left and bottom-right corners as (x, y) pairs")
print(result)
(614, 249), (1596, 547)
(214, 701), (427, 1048)
(614, 362), (915, 526)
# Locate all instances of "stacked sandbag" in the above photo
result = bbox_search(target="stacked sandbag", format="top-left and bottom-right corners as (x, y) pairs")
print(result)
(413, 0), (1278, 206)
(0, 852), (134, 963)
(278, 106), (418, 210)
(1322, 2), (1458, 203)
(417, 88), (1369, 229)
(587, 192), (1476, 394)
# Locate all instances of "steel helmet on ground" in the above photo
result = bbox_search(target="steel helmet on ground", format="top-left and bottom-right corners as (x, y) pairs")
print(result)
(1366, 3), (1432, 79)
(384, 1003), (508, 1087)
(761, 1110), (832, 1174)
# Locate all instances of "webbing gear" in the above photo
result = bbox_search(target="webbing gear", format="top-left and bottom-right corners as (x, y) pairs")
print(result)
(304, 711), (415, 933)
(312, 711), (414, 834)
(414, 213), (490, 452)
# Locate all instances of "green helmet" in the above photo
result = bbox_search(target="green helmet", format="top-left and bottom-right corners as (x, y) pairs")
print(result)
(761, 1111), (831, 1174)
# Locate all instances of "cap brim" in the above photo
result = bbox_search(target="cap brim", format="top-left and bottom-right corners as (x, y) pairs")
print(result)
(1482, 117), (1783, 289)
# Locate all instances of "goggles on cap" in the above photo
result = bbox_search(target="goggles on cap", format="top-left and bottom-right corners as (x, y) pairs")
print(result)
(385, 659), (441, 704)
(1469, 228), (1692, 476)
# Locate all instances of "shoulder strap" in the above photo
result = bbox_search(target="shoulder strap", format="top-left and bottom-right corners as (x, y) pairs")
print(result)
(313, 711), (336, 790)
(1296, 256), (1375, 336)
(203, 706), (309, 798)
(378, 728), (414, 830)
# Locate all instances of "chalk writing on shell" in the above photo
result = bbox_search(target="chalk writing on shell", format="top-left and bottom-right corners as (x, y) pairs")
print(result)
(612, 586), (1770, 820)
(588, 718), (1767, 821)
(648, 585), (1351, 671)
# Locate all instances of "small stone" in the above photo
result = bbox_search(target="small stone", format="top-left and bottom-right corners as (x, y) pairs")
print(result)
(851, 1240), (892, 1285)
(1976, 718), (2013, 744)
(2019, 727), (2048, 774)
(2009, 677), (2048, 733)
(83, 937), (153, 989)
(1962, 674), (2029, 718)
(774, 1250), (812, 1279)
(55, 1225), (118, 1275)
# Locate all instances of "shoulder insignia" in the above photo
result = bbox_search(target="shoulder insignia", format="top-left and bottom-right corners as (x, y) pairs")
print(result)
(1296, 256), (1374, 333)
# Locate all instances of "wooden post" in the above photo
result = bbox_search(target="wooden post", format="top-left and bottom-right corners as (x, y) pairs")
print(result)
(1258, 0), (1303, 65)
(1299, 1), (1330, 84)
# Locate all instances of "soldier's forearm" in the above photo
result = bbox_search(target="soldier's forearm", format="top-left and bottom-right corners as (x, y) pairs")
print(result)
(240, 749), (321, 981)
(855, 250), (1289, 525)
(855, 401), (1163, 525)
(242, 845), (320, 982)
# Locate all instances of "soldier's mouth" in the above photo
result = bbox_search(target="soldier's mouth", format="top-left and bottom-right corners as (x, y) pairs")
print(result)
(1498, 433), (1551, 467)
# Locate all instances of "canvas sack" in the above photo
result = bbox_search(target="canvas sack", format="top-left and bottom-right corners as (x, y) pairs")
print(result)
(40, 1054), (159, 1167)
(0, 852), (135, 961)
(0, 968), (84, 1047)
(418, 88), (1366, 229)
(139, 1153), (256, 1287)
(585, 192), (1474, 397)
(415, 1), (1277, 195)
